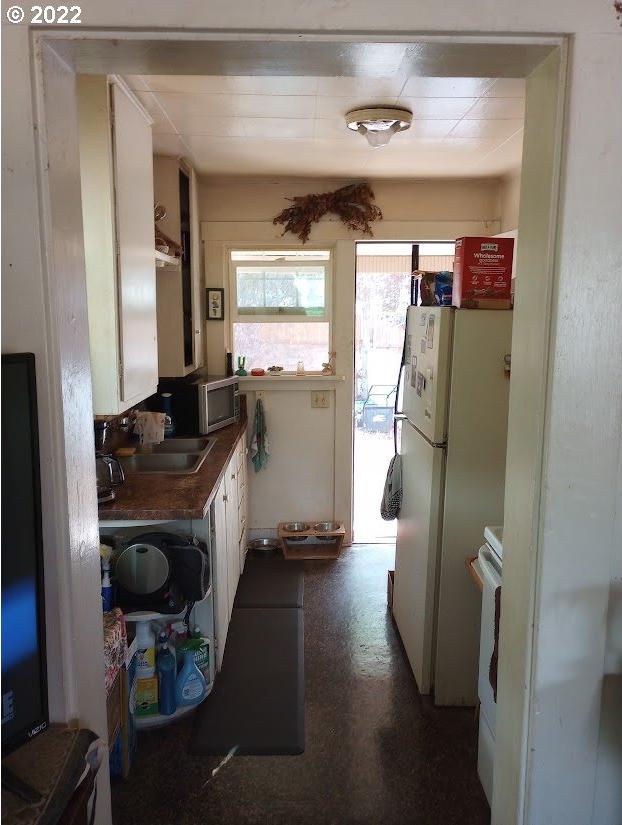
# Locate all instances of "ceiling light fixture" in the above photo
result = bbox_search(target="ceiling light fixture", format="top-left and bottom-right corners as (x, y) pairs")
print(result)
(345, 107), (413, 148)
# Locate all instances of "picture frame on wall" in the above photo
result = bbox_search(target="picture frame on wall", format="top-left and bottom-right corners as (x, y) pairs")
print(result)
(206, 288), (225, 321)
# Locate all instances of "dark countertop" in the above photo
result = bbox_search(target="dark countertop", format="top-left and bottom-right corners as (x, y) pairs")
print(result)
(98, 419), (247, 522)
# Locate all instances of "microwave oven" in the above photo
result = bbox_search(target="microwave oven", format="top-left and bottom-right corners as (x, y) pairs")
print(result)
(157, 373), (239, 436)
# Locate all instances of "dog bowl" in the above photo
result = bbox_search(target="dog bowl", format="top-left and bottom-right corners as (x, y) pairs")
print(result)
(314, 521), (342, 533)
(283, 522), (311, 533)
(248, 538), (280, 558)
(249, 538), (279, 552)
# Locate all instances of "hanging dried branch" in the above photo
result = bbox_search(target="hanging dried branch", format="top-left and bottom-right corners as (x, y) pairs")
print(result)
(273, 182), (382, 243)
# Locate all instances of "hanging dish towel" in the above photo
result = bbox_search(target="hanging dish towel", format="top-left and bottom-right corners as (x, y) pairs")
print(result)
(381, 453), (402, 520)
(250, 398), (270, 472)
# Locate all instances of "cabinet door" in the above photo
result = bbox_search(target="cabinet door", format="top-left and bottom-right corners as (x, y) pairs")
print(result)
(225, 456), (240, 616)
(213, 479), (230, 670)
(237, 440), (248, 570)
(110, 82), (158, 406)
(189, 167), (204, 370)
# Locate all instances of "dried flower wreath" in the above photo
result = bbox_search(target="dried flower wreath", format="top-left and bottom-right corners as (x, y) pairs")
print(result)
(273, 182), (382, 243)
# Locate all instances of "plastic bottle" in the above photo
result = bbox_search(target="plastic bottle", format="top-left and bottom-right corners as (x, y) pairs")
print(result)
(156, 632), (177, 716)
(161, 393), (176, 438)
(175, 648), (206, 707)
(100, 543), (114, 612)
(170, 621), (189, 671)
(188, 626), (211, 684)
(135, 621), (156, 679)
(101, 568), (113, 612)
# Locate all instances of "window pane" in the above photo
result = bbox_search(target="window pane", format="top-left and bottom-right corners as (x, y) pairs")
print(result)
(233, 322), (330, 372)
(236, 266), (325, 316)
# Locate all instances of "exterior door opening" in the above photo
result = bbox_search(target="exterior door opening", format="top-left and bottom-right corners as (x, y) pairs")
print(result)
(353, 241), (455, 544)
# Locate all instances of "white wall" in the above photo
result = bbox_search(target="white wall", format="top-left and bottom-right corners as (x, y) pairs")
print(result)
(2, 6), (620, 824)
(497, 170), (522, 232)
(200, 177), (499, 535)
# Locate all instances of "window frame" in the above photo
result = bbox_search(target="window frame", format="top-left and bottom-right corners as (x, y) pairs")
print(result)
(228, 245), (334, 374)
(228, 249), (333, 325)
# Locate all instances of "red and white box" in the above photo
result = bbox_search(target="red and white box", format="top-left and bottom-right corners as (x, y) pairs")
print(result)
(452, 236), (514, 309)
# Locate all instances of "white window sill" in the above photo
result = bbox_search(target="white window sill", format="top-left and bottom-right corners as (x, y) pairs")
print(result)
(238, 374), (345, 390)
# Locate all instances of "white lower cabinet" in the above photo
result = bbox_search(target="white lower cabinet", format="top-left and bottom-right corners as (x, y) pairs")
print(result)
(212, 435), (249, 670)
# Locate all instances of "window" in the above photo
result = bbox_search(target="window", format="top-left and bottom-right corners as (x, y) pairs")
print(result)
(230, 250), (331, 372)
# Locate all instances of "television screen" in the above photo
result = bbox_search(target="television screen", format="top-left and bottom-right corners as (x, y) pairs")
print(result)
(1, 353), (48, 753)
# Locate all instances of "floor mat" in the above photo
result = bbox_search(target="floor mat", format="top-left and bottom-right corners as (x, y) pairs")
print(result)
(189, 607), (304, 756)
(234, 559), (304, 609)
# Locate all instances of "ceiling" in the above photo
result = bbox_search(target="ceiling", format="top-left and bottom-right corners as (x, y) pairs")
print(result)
(125, 74), (525, 179)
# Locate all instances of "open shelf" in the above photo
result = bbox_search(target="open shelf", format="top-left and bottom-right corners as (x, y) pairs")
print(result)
(134, 681), (213, 730)
(123, 585), (212, 623)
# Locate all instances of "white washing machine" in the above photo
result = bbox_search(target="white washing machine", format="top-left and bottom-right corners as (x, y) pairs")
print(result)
(477, 525), (503, 806)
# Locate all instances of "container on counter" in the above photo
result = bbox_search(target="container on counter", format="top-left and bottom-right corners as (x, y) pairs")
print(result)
(452, 236), (514, 309)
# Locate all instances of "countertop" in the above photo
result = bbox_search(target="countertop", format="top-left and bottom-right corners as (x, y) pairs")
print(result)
(98, 418), (247, 521)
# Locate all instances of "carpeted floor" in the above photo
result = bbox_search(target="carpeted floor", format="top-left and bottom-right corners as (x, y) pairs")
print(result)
(111, 545), (490, 825)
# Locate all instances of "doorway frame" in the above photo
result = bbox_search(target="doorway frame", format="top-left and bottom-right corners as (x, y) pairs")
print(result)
(29, 29), (567, 825)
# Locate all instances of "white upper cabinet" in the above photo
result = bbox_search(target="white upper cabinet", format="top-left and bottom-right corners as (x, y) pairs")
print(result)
(77, 75), (159, 416)
(153, 156), (204, 378)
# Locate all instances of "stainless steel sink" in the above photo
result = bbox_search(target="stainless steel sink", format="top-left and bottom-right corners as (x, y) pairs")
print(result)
(120, 437), (215, 474)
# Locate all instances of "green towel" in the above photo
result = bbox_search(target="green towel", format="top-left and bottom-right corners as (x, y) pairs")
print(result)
(250, 398), (270, 472)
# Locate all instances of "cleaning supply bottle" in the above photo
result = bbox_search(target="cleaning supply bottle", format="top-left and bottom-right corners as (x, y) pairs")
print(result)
(135, 620), (156, 679)
(156, 631), (177, 716)
(175, 648), (206, 707)
(187, 626), (211, 684)
(101, 567), (113, 612)
(170, 621), (189, 671)
(100, 543), (114, 612)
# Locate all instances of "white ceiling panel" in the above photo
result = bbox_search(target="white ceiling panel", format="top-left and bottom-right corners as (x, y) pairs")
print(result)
(130, 73), (525, 178)
(449, 118), (524, 139)
(315, 75), (407, 98)
(242, 118), (316, 139)
(464, 96), (526, 120)
(397, 97), (479, 120)
(152, 91), (313, 120)
(401, 76), (494, 98)
(485, 78), (526, 98)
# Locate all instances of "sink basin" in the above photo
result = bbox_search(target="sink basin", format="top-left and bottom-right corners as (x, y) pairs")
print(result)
(119, 453), (204, 474)
(120, 438), (215, 474)
(136, 437), (213, 454)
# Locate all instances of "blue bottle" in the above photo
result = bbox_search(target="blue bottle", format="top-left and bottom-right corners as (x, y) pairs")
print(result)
(175, 648), (206, 708)
(161, 392), (176, 438)
(156, 632), (177, 716)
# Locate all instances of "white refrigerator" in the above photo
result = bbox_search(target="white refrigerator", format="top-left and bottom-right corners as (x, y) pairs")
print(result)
(392, 306), (512, 706)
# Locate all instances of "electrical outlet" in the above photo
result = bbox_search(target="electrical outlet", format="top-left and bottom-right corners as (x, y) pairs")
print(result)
(311, 391), (330, 409)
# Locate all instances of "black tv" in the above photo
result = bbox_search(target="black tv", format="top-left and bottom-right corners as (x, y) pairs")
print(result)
(1, 353), (48, 754)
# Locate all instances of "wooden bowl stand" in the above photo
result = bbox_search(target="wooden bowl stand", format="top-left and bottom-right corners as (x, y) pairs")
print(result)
(278, 522), (345, 560)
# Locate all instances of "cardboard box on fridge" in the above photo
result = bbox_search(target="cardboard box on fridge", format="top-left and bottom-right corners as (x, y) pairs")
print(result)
(453, 236), (514, 309)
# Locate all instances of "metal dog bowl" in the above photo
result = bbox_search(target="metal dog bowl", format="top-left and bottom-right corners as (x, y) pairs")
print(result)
(314, 521), (341, 533)
(283, 522), (311, 533)
(248, 538), (280, 558)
